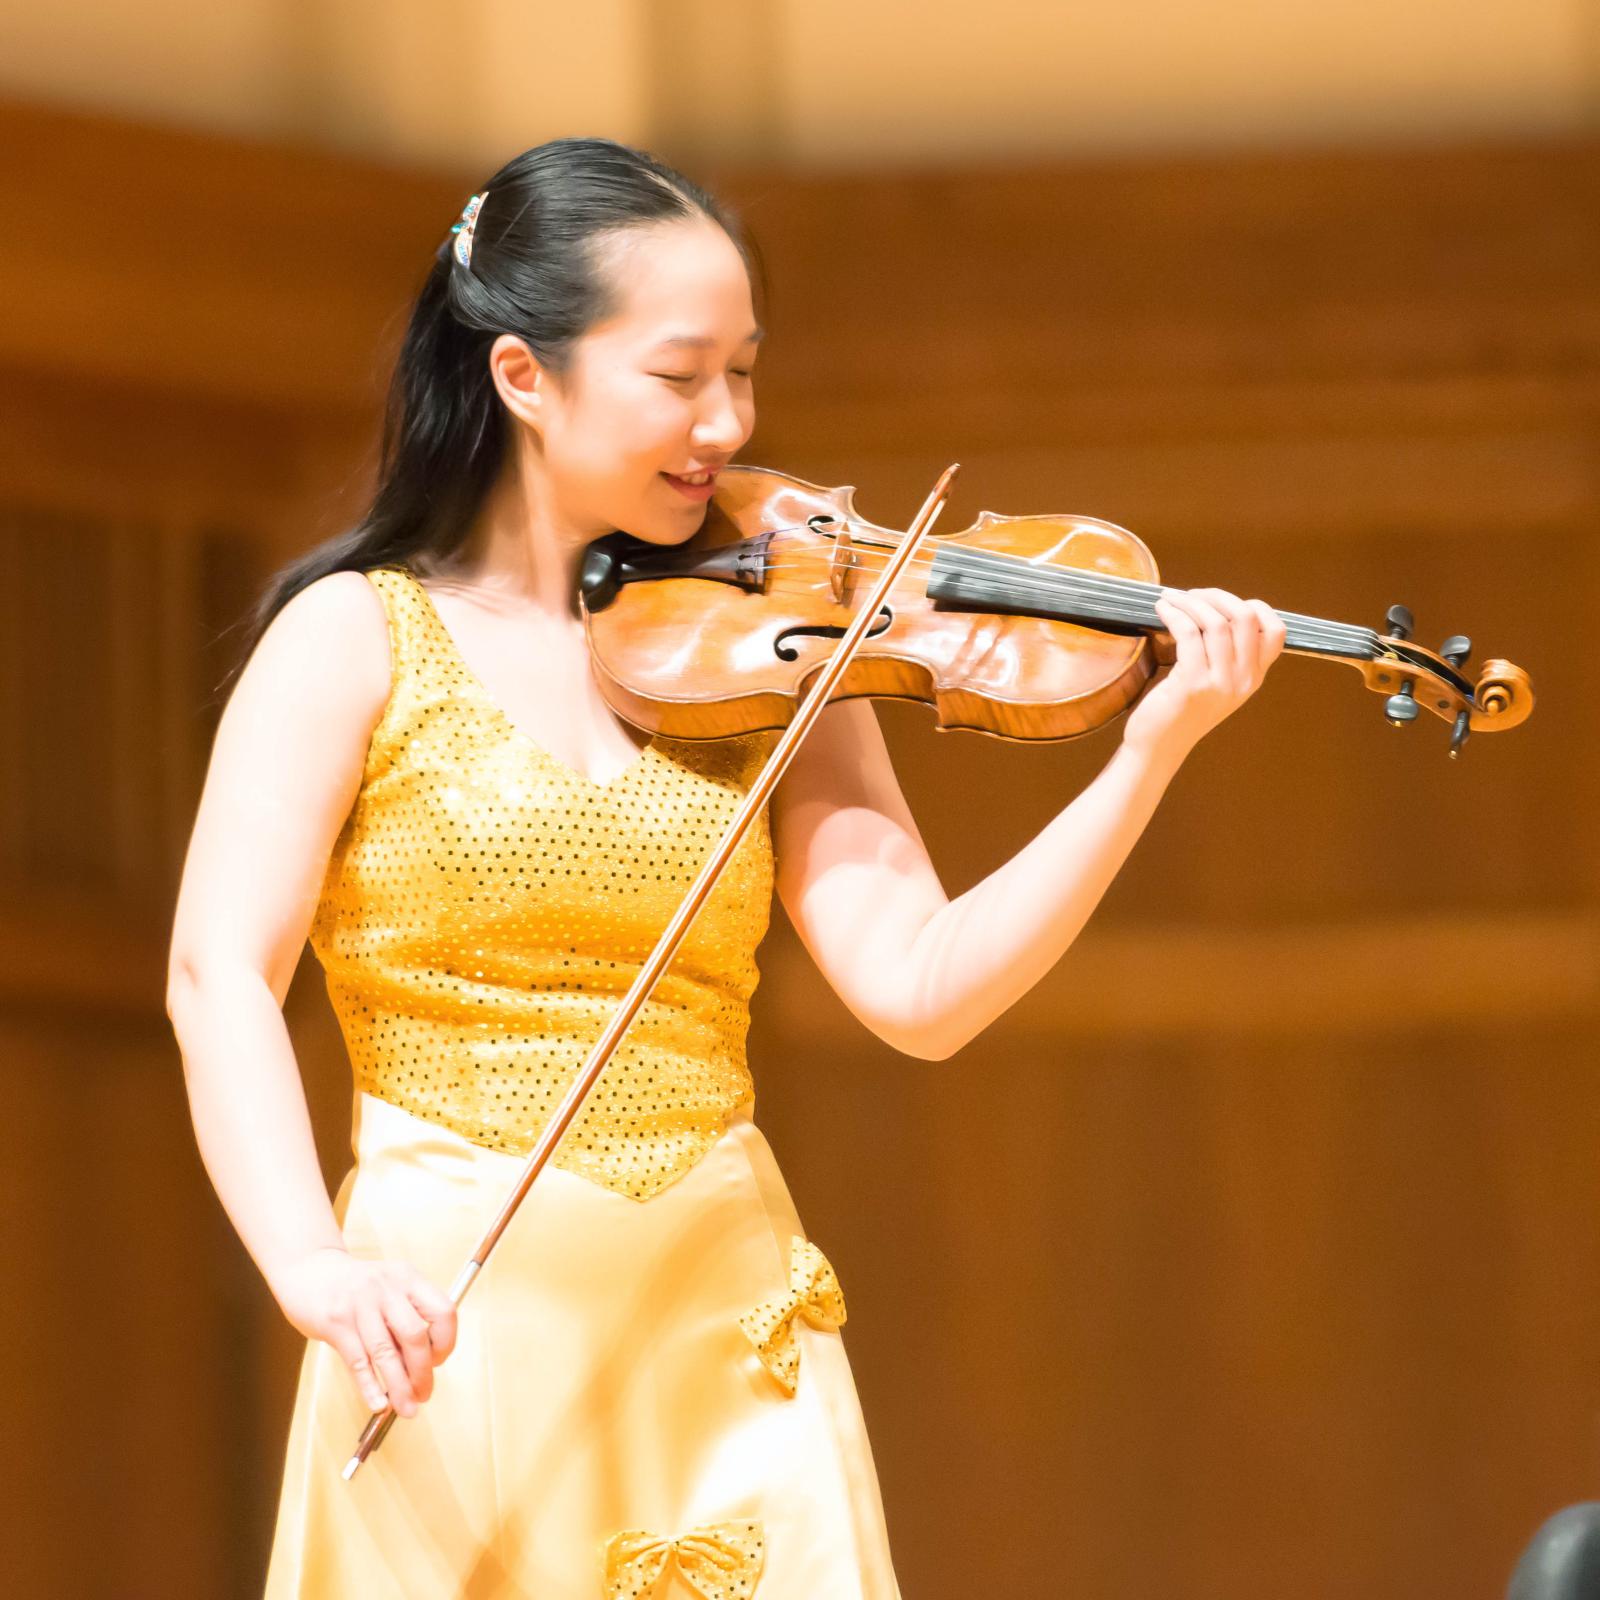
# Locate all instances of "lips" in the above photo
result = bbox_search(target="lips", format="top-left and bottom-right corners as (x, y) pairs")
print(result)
(661, 469), (719, 501)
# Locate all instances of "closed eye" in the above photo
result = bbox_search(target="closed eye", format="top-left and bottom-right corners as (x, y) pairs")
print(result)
(651, 369), (755, 385)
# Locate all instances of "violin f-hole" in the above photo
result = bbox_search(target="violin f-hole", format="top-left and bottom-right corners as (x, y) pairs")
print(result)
(773, 606), (893, 662)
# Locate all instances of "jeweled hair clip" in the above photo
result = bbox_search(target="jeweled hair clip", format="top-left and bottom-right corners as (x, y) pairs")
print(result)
(450, 191), (488, 269)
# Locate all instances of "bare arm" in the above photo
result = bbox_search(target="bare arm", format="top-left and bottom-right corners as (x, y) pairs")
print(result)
(772, 588), (1287, 1060)
(166, 571), (454, 1415)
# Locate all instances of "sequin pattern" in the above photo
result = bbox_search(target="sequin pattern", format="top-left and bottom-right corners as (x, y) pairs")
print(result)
(308, 566), (779, 1202)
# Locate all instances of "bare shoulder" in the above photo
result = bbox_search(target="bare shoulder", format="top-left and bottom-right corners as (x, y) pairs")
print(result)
(205, 568), (395, 831)
(234, 569), (393, 738)
(260, 567), (392, 679)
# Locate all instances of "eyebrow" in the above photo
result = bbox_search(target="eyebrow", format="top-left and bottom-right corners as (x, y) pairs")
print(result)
(653, 328), (765, 351)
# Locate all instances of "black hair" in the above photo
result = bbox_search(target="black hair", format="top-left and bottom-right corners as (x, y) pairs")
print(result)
(224, 136), (752, 685)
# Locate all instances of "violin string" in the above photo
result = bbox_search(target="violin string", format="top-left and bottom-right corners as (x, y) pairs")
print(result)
(761, 528), (1380, 646)
(940, 541), (1384, 644)
(752, 563), (1374, 657)
(672, 525), (1386, 655)
(755, 560), (1373, 654)
(704, 519), (1375, 653)
(936, 552), (1381, 654)
(752, 538), (1379, 656)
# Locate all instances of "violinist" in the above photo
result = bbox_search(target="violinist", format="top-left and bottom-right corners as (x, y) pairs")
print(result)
(165, 136), (1285, 1598)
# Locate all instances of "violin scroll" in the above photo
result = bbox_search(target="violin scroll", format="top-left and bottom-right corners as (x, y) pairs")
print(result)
(1361, 600), (1533, 757)
(1472, 660), (1534, 727)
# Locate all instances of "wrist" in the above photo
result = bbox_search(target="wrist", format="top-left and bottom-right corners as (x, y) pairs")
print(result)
(262, 1237), (349, 1297)
(1116, 720), (1195, 781)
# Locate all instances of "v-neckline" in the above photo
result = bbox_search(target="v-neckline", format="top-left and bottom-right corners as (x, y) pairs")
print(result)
(402, 570), (658, 792)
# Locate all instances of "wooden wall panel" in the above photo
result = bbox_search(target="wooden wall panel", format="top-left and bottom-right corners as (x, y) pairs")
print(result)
(2, 99), (1597, 1597)
(0, 1008), (247, 1595)
(746, 1012), (1600, 1598)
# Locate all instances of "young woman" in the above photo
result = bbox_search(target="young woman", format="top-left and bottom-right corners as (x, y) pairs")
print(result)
(167, 138), (1284, 1598)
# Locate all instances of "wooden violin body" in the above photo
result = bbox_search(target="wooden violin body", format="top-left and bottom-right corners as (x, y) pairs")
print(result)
(578, 465), (1533, 755)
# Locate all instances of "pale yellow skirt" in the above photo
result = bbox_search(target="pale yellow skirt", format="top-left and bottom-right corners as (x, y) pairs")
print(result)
(263, 1091), (902, 1598)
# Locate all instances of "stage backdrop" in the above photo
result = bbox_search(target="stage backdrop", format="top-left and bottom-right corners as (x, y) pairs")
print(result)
(1, 99), (1596, 1598)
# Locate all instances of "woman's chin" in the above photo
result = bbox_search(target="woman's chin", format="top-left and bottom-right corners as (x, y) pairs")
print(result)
(626, 502), (708, 543)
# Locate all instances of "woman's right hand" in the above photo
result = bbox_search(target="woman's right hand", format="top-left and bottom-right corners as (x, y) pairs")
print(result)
(271, 1246), (459, 1417)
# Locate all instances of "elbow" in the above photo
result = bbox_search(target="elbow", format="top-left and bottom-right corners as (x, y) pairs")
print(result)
(165, 962), (195, 1023)
(164, 953), (232, 1023)
(166, 953), (283, 1027)
(860, 982), (972, 1062)
(874, 1017), (968, 1063)
(909, 1032), (967, 1063)
(901, 1038), (960, 1063)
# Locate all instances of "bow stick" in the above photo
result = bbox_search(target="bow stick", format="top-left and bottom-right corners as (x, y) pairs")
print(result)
(342, 461), (961, 1477)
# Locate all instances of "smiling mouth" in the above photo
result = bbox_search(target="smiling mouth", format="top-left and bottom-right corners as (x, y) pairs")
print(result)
(660, 470), (720, 500)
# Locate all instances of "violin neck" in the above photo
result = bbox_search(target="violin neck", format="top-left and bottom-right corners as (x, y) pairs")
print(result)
(925, 545), (1380, 664)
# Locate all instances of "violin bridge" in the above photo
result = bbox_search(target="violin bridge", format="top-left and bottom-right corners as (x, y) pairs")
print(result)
(827, 527), (856, 602)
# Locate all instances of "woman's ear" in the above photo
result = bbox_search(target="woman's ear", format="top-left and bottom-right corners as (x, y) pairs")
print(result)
(488, 334), (546, 431)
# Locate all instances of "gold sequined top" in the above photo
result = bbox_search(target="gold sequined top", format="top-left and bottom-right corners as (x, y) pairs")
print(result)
(308, 566), (779, 1201)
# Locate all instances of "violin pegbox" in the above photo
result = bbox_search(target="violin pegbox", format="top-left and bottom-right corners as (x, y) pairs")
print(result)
(1367, 601), (1533, 758)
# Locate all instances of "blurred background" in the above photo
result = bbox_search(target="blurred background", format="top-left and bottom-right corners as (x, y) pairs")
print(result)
(3, 2), (1598, 1596)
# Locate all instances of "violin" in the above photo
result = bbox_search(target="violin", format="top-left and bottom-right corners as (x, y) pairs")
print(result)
(579, 465), (1533, 758)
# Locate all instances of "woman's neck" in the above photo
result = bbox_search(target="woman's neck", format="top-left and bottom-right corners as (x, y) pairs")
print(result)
(421, 449), (595, 620)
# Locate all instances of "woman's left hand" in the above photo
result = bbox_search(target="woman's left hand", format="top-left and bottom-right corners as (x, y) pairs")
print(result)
(1120, 587), (1287, 764)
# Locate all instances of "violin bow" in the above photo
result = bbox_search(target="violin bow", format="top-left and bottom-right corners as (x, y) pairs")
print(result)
(341, 462), (961, 1478)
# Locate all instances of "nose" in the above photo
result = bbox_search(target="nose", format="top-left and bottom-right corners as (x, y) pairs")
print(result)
(692, 377), (751, 457)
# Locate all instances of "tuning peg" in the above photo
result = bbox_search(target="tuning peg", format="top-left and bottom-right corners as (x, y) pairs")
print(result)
(1385, 604), (1414, 641)
(1384, 682), (1420, 726)
(1440, 634), (1472, 669)
(1449, 709), (1471, 758)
